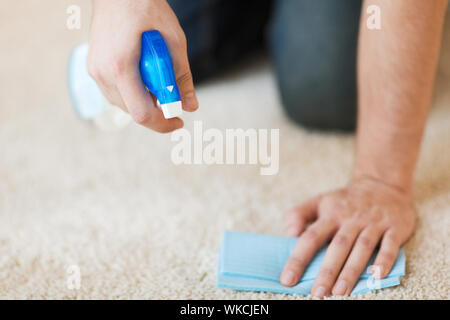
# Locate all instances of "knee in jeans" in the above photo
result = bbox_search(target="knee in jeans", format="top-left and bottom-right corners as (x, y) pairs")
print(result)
(279, 79), (357, 132)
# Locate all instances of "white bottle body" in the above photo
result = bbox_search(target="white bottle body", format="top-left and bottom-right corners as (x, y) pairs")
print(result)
(68, 43), (132, 131)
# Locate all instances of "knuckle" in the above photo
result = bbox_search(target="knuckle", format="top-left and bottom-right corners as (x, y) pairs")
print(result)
(165, 29), (187, 52)
(319, 267), (334, 280)
(176, 71), (193, 87)
(385, 233), (399, 245)
(358, 235), (374, 249)
(173, 32), (187, 50)
(110, 58), (128, 78)
(288, 256), (307, 270)
(130, 108), (153, 125)
(379, 250), (395, 262)
(343, 266), (361, 279)
(333, 234), (350, 247)
(302, 229), (319, 243)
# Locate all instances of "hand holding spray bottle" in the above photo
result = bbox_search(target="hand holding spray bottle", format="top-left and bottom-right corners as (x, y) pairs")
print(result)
(68, 30), (182, 130)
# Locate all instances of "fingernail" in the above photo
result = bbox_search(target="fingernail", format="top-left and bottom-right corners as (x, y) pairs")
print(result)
(281, 270), (296, 286)
(313, 286), (326, 298)
(182, 92), (198, 111)
(333, 280), (348, 296)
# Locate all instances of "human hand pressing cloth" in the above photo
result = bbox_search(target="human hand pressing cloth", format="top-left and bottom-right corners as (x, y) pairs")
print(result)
(279, 177), (415, 297)
(217, 229), (406, 297)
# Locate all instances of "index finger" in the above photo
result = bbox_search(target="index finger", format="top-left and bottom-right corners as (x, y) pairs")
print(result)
(117, 63), (183, 133)
(160, 30), (198, 112)
(280, 219), (337, 287)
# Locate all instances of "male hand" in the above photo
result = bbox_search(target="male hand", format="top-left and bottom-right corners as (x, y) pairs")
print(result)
(280, 176), (416, 297)
(88, 0), (198, 133)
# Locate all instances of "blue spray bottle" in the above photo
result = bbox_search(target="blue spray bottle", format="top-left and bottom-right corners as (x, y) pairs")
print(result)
(140, 30), (182, 119)
(68, 30), (182, 130)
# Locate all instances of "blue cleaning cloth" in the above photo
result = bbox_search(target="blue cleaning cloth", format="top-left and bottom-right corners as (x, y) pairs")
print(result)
(217, 231), (405, 296)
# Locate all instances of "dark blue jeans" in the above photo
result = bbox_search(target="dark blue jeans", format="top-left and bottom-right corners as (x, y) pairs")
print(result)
(168, 0), (362, 131)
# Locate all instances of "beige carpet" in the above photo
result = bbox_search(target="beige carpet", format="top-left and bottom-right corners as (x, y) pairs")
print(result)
(0, 0), (449, 300)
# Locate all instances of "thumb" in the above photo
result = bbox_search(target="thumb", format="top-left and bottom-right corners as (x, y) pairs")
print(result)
(286, 195), (321, 236)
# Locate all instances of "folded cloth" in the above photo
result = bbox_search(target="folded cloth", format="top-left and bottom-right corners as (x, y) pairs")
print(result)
(217, 231), (405, 296)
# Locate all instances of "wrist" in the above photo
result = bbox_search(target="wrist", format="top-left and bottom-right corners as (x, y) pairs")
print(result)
(352, 168), (413, 197)
(353, 140), (417, 197)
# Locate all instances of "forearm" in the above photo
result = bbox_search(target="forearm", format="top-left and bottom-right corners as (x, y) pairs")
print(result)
(355, 0), (448, 194)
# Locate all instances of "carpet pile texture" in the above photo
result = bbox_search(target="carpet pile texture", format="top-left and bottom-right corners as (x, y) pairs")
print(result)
(0, 1), (448, 299)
